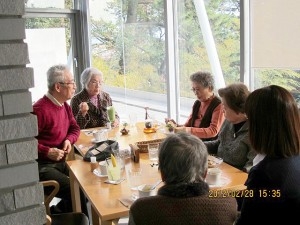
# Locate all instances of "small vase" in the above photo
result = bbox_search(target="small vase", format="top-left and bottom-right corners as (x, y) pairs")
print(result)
(166, 127), (174, 133)
(168, 127), (174, 133)
(145, 119), (152, 129)
(120, 128), (129, 135)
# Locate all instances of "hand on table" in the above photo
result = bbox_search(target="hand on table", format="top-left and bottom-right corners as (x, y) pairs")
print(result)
(165, 118), (177, 126)
(174, 126), (187, 133)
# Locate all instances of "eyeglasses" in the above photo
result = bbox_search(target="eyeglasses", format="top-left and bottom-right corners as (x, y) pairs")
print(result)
(191, 88), (201, 92)
(59, 82), (76, 86)
(190, 85), (206, 92)
(90, 80), (104, 86)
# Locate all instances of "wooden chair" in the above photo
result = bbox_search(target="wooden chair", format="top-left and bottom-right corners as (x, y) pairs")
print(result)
(41, 180), (89, 225)
(42, 180), (60, 215)
(47, 212), (89, 225)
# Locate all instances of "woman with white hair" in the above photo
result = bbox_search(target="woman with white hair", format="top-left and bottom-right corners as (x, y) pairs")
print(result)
(70, 67), (119, 129)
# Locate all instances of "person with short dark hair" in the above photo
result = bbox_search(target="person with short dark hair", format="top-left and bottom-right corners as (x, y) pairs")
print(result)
(70, 67), (119, 129)
(236, 85), (300, 224)
(205, 83), (256, 173)
(128, 132), (238, 225)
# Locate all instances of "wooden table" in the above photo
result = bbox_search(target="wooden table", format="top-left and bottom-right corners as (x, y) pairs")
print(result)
(69, 123), (248, 225)
(74, 122), (167, 157)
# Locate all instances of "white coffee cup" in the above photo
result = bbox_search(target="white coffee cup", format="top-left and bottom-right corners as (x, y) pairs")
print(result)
(138, 184), (156, 198)
(106, 122), (112, 130)
(93, 130), (102, 141)
(93, 129), (108, 142)
(206, 168), (222, 185)
(99, 161), (108, 175)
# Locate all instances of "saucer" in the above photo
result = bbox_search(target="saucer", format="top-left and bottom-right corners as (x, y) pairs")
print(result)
(91, 138), (103, 143)
(143, 128), (156, 134)
(93, 169), (108, 177)
(82, 129), (94, 136)
(208, 176), (230, 188)
(104, 178), (125, 185)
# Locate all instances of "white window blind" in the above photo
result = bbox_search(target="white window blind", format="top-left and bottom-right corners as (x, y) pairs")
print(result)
(251, 0), (300, 69)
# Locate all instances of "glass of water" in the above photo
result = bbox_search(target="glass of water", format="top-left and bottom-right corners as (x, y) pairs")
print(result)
(126, 168), (142, 200)
(148, 143), (159, 166)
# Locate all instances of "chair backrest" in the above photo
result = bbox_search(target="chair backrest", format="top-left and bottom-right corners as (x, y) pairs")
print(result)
(46, 215), (52, 225)
(41, 179), (89, 225)
(41, 180), (60, 215)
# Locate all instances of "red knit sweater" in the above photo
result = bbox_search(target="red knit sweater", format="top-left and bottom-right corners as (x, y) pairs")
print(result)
(32, 95), (80, 162)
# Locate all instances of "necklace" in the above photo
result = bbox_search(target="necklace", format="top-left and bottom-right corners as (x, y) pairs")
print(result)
(233, 121), (246, 138)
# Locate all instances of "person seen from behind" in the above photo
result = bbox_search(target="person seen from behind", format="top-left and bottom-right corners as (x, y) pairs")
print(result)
(235, 85), (300, 225)
(129, 132), (238, 225)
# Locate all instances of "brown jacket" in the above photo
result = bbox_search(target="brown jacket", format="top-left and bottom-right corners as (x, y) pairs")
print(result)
(70, 88), (119, 129)
(129, 181), (238, 225)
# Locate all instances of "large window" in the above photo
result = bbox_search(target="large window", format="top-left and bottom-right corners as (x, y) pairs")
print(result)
(25, 1), (82, 103)
(177, 0), (240, 123)
(88, 0), (240, 123)
(24, 0), (299, 121)
(88, 0), (167, 123)
(25, 17), (73, 102)
(25, 0), (74, 9)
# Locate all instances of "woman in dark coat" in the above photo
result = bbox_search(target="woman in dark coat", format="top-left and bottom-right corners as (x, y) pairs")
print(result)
(128, 132), (238, 225)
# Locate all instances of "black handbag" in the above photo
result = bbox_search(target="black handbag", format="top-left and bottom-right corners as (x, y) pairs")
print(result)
(83, 140), (119, 162)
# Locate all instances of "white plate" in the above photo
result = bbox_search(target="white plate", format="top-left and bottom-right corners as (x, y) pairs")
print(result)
(208, 176), (230, 188)
(208, 155), (223, 168)
(82, 129), (94, 136)
(93, 169), (108, 177)
(104, 178), (125, 185)
(91, 138), (103, 143)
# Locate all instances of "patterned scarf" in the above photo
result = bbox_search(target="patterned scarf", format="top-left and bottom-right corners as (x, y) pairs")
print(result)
(89, 95), (98, 108)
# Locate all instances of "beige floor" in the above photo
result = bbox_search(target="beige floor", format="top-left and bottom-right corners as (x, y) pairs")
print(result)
(87, 201), (129, 225)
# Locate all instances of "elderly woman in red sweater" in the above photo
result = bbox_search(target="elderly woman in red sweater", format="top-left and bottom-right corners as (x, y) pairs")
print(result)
(166, 71), (224, 141)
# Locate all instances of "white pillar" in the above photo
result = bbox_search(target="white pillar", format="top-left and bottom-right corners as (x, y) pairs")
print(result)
(194, 0), (226, 90)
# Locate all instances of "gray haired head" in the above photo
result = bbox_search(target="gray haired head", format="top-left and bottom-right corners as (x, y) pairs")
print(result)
(47, 64), (70, 90)
(190, 71), (215, 91)
(158, 132), (208, 185)
(80, 67), (103, 89)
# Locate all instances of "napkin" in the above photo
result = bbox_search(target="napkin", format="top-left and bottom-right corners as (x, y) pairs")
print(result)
(119, 197), (134, 208)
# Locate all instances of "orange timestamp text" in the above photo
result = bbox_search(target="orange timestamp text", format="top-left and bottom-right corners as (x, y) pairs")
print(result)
(208, 189), (281, 198)
(209, 189), (253, 198)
